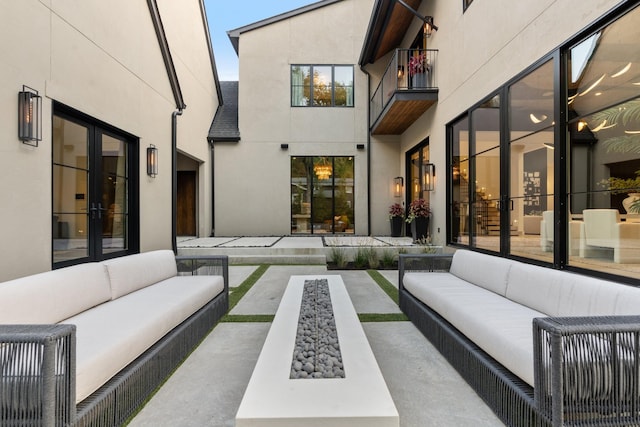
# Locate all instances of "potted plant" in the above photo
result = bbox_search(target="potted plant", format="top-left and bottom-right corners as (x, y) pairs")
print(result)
(408, 53), (430, 88)
(388, 203), (405, 237)
(406, 198), (431, 241)
(604, 170), (640, 213)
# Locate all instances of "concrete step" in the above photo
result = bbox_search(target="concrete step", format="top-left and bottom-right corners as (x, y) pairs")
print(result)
(229, 254), (327, 265)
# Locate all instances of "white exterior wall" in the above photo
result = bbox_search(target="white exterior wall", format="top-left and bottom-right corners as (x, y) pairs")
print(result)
(368, 0), (622, 242)
(158, 0), (219, 237)
(216, 0), (374, 236)
(0, 0), (218, 280)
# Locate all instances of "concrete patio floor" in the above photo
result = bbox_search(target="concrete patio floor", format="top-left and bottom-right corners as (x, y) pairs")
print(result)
(128, 264), (505, 427)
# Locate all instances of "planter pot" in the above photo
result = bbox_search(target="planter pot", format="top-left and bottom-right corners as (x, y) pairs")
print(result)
(390, 216), (404, 237)
(623, 193), (640, 213)
(411, 72), (429, 88)
(411, 216), (430, 242)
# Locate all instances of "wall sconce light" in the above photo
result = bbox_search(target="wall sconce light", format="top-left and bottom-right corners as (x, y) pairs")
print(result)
(397, 65), (405, 78)
(356, 144), (365, 150)
(18, 85), (42, 146)
(423, 16), (438, 37)
(393, 176), (404, 197)
(280, 143), (289, 150)
(147, 144), (158, 177)
(423, 163), (435, 191)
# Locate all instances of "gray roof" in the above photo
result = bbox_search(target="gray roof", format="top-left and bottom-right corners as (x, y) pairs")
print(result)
(227, 0), (343, 54)
(209, 81), (240, 142)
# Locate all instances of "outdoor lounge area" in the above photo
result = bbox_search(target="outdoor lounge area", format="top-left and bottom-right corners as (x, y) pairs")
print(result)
(128, 262), (505, 427)
(3, 236), (640, 426)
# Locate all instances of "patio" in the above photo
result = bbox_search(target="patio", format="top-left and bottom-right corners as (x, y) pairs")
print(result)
(128, 264), (505, 426)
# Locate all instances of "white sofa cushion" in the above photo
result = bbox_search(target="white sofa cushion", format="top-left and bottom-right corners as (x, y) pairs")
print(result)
(64, 275), (224, 402)
(449, 249), (513, 296)
(103, 250), (178, 299)
(0, 263), (111, 324)
(506, 262), (640, 317)
(404, 272), (543, 386)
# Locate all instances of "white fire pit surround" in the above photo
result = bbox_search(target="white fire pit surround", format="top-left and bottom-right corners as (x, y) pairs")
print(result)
(235, 275), (399, 427)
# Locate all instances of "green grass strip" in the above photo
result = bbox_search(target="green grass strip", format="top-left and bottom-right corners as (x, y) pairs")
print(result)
(367, 269), (399, 305)
(228, 264), (270, 311)
(221, 314), (275, 323)
(358, 313), (408, 322)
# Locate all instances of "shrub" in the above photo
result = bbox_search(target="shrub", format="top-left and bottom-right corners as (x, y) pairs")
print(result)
(329, 247), (348, 268)
(380, 249), (397, 268)
(354, 247), (370, 269)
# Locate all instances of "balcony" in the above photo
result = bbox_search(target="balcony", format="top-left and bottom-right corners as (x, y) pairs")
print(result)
(370, 49), (438, 135)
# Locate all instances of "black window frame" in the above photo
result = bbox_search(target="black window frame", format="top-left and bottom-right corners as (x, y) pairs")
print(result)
(446, 1), (640, 285)
(290, 64), (355, 108)
(52, 102), (140, 269)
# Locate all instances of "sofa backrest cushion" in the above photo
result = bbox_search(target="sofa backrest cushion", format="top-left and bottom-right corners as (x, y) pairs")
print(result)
(103, 250), (177, 299)
(0, 263), (111, 324)
(506, 261), (640, 316)
(449, 250), (512, 296)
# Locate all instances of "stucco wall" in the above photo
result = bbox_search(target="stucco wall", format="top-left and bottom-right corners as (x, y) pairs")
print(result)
(368, 0), (622, 241)
(215, 0), (374, 236)
(0, 0), (218, 280)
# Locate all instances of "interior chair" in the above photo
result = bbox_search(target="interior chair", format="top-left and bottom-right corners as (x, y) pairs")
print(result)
(540, 210), (581, 256)
(580, 208), (640, 263)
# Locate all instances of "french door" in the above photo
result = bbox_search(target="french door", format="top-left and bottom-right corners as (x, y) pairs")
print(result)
(406, 142), (431, 236)
(52, 108), (138, 267)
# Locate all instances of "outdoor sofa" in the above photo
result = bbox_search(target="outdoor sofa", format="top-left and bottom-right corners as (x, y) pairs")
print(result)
(399, 249), (640, 427)
(0, 250), (228, 426)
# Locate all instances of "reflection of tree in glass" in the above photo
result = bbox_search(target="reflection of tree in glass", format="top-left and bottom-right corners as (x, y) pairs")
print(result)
(312, 68), (332, 106)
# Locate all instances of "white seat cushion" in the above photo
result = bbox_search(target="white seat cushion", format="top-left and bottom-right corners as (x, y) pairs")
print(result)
(0, 263), (111, 324)
(103, 250), (178, 299)
(63, 275), (224, 402)
(404, 272), (544, 386)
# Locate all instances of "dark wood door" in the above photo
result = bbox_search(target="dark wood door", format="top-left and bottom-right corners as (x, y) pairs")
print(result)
(177, 171), (196, 236)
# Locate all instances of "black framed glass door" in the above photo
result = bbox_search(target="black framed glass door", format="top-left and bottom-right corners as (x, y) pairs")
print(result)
(291, 156), (354, 234)
(53, 109), (137, 267)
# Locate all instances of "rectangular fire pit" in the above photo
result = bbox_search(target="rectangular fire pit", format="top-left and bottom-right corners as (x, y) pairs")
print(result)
(235, 275), (399, 427)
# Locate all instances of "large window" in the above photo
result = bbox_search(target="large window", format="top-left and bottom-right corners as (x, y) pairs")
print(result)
(447, 3), (640, 281)
(567, 5), (640, 275)
(509, 60), (555, 262)
(291, 65), (354, 107)
(53, 105), (138, 267)
(448, 95), (501, 253)
(291, 156), (354, 234)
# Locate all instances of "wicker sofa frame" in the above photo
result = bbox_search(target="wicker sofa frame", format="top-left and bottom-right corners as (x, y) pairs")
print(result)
(399, 253), (640, 427)
(0, 254), (228, 427)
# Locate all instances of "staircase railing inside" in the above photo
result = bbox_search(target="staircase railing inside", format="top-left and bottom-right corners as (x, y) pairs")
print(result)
(370, 48), (438, 124)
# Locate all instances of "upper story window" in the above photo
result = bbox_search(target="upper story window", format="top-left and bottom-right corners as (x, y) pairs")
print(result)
(291, 65), (354, 107)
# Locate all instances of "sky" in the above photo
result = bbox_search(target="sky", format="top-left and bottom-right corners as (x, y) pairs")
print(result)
(204, 0), (320, 81)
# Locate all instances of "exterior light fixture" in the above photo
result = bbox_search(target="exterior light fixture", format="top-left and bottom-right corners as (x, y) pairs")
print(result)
(147, 144), (158, 177)
(394, 176), (404, 197)
(423, 163), (435, 191)
(423, 16), (438, 37)
(18, 85), (42, 146)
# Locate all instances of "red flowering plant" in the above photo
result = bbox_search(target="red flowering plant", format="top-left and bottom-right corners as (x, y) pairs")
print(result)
(408, 53), (429, 76)
(388, 203), (405, 219)
(406, 198), (431, 222)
